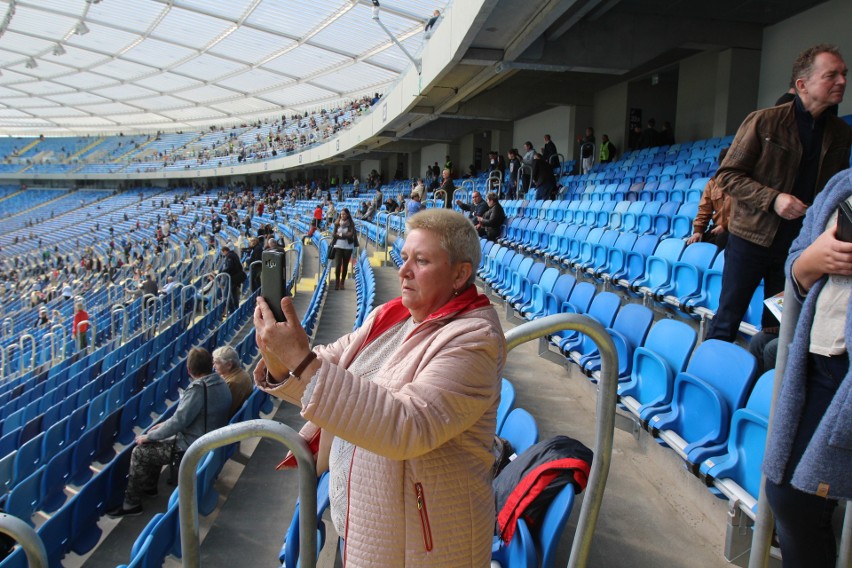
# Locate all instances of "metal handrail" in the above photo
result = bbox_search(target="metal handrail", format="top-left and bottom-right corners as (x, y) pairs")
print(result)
(2, 317), (12, 339)
(143, 294), (159, 338)
(433, 189), (447, 206)
(0, 513), (48, 568)
(180, 284), (196, 321)
(384, 211), (406, 264)
(517, 164), (533, 196)
(3, 344), (18, 380)
(0, 347), (5, 381)
(504, 313), (617, 568)
(19, 334), (36, 374)
(50, 324), (66, 360)
(213, 273), (231, 311)
(453, 187), (469, 209)
(284, 247), (301, 295)
(179, 420), (317, 568)
(111, 305), (127, 344)
(488, 170), (503, 196)
(40, 332), (55, 367)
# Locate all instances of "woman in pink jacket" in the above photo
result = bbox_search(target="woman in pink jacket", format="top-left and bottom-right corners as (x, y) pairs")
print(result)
(254, 208), (505, 567)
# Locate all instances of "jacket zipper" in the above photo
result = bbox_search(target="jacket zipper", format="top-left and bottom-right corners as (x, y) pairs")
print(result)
(414, 482), (434, 552)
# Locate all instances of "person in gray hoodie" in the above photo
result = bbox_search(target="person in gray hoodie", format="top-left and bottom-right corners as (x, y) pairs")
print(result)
(107, 347), (231, 517)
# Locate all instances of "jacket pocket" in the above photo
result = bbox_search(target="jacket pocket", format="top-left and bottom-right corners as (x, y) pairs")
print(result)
(414, 482), (434, 552)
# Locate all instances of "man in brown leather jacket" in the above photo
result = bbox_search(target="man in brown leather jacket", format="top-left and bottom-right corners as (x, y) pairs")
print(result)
(706, 44), (850, 342)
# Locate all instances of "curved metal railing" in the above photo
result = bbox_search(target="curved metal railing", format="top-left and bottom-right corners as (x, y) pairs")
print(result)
(0, 513), (48, 568)
(504, 313), (617, 568)
(179, 419), (317, 568)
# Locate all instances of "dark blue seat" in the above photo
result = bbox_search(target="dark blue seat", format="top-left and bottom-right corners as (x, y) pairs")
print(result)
(38, 497), (74, 568)
(40, 444), (75, 513)
(5, 468), (44, 526)
(279, 471), (331, 567)
(69, 422), (101, 486)
(69, 469), (110, 555)
(12, 432), (44, 487)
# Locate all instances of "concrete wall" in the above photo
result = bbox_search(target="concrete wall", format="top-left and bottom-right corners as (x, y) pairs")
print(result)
(514, 106), (572, 163)
(594, 83), (629, 160)
(759, 0), (852, 115)
(358, 160), (380, 181)
(420, 142), (449, 177)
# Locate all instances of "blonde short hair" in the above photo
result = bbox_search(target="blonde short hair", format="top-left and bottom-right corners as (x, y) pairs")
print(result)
(406, 208), (480, 285)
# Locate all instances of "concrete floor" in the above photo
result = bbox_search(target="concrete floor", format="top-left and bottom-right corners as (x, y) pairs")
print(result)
(80, 238), (737, 568)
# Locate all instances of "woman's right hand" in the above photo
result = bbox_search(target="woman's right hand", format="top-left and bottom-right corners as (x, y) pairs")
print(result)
(686, 232), (702, 245)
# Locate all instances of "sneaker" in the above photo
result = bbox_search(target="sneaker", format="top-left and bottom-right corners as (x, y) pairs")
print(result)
(106, 504), (143, 518)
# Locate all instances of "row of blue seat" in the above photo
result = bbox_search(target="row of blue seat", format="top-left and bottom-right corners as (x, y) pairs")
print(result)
(478, 240), (771, 522)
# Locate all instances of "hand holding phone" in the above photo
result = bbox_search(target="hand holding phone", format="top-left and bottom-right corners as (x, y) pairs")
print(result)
(836, 200), (852, 243)
(261, 250), (288, 322)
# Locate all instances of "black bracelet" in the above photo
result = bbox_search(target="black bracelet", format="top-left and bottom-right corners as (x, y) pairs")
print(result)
(288, 351), (318, 380)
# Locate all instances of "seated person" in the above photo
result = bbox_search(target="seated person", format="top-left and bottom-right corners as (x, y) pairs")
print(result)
(475, 192), (506, 241)
(107, 347), (231, 517)
(213, 345), (253, 418)
(455, 191), (488, 222)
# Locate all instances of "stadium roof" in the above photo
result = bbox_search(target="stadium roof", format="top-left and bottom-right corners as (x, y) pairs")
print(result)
(0, 0), (442, 136)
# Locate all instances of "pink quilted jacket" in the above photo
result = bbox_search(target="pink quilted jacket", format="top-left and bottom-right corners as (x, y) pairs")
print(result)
(259, 291), (505, 567)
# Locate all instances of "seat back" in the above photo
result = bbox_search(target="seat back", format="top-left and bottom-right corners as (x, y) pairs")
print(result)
(537, 484), (576, 568)
(498, 408), (539, 454)
(643, 319), (697, 375)
(686, 340), (758, 415)
(496, 379), (516, 434)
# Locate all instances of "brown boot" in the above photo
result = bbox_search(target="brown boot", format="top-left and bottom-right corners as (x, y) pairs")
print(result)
(334, 279), (339, 290)
(340, 281), (345, 290)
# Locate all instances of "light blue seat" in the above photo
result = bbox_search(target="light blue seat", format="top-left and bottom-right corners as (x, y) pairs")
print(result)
(631, 237), (686, 297)
(655, 241), (719, 304)
(491, 517), (537, 568)
(548, 282), (596, 349)
(610, 234), (660, 288)
(537, 483), (577, 568)
(618, 319), (697, 423)
(496, 379), (516, 434)
(518, 267), (560, 319)
(280, 471), (331, 567)
(582, 303), (654, 380)
(647, 339), (758, 468)
(498, 408), (539, 454)
(699, 370), (774, 510)
(560, 291), (621, 355)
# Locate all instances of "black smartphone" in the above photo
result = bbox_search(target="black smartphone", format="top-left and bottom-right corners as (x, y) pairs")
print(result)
(261, 250), (288, 322)
(836, 199), (852, 243)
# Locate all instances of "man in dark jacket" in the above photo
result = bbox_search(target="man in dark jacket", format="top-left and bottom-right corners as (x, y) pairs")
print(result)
(455, 191), (488, 222)
(532, 153), (556, 200)
(107, 347), (231, 516)
(706, 44), (850, 342)
(220, 245), (245, 313)
(246, 236), (263, 292)
(476, 193), (507, 241)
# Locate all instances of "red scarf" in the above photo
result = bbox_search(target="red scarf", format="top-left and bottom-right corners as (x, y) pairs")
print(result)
(355, 286), (491, 358)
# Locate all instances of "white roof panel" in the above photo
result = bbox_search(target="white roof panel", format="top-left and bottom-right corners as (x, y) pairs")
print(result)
(0, 0), (449, 135)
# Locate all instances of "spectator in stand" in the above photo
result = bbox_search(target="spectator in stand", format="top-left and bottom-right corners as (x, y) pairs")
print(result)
(706, 44), (850, 343)
(363, 201), (377, 222)
(325, 199), (337, 227)
(686, 148), (731, 250)
(330, 208), (358, 290)
(439, 169), (455, 208)
(579, 127), (595, 174)
(506, 149), (521, 199)
(444, 155), (454, 176)
(247, 236), (263, 292)
(219, 245), (246, 313)
(424, 9), (440, 34)
(763, 168), (852, 568)
(212, 345), (253, 419)
(253, 208), (504, 567)
(72, 299), (89, 350)
(406, 192), (423, 217)
(475, 192), (506, 242)
(628, 124), (643, 151)
(541, 134), (558, 170)
(659, 121), (675, 146)
(456, 191), (488, 222)
(532, 152), (556, 200)
(107, 347), (231, 517)
(638, 119), (660, 149)
(599, 134), (616, 164)
(141, 273), (159, 297)
(35, 306), (51, 328)
(412, 178), (425, 199)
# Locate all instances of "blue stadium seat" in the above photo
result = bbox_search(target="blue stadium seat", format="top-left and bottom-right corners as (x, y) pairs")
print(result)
(491, 517), (537, 568)
(40, 444), (75, 513)
(280, 471), (331, 568)
(619, 319), (697, 423)
(647, 340), (758, 468)
(537, 483), (576, 568)
(496, 379), (516, 435)
(560, 291), (621, 355)
(582, 303), (654, 381)
(5, 468), (43, 526)
(498, 408), (539, 454)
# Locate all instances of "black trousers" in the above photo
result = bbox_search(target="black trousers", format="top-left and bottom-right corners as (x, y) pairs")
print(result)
(705, 234), (787, 341)
(765, 353), (846, 568)
(334, 248), (353, 281)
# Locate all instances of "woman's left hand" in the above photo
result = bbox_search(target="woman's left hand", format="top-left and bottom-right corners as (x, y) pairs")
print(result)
(254, 296), (312, 381)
